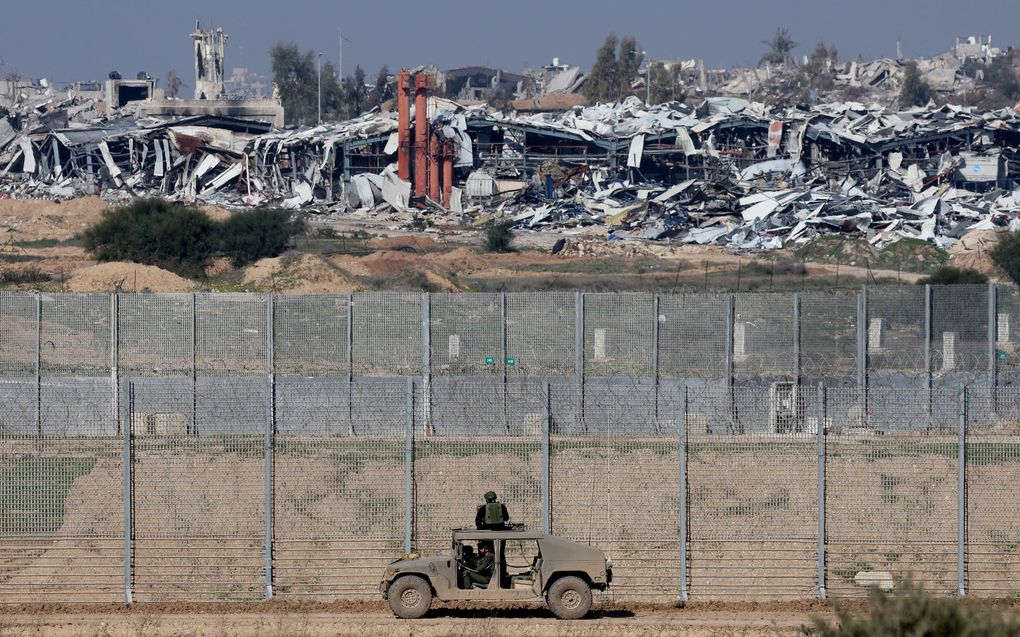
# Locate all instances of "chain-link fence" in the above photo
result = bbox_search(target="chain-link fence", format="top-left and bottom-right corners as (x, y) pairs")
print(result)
(3, 289), (1020, 603)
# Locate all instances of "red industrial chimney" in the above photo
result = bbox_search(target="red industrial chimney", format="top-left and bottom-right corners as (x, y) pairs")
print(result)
(442, 140), (454, 207)
(396, 70), (411, 181)
(414, 74), (430, 199)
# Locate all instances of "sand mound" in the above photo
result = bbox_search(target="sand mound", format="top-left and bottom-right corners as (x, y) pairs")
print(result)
(949, 228), (1001, 276)
(428, 247), (488, 274)
(0, 196), (109, 241)
(68, 262), (197, 293)
(366, 235), (442, 251)
(241, 253), (361, 293)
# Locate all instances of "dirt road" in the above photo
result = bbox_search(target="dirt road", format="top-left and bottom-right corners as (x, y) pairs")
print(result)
(0, 601), (832, 636)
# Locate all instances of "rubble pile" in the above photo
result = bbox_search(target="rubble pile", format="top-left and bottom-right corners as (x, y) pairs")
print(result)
(3, 89), (1020, 252)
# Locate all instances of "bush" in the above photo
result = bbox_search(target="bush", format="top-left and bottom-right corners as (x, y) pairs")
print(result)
(803, 578), (1020, 637)
(484, 220), (515, 253)
(991, 231), (1020, 285)
(900, 62), (934, 107)
(918, 266), (988, 285)
(83, 199), (303, 277)
(83, 198), (219, 278)
(219, 207), (304, 267)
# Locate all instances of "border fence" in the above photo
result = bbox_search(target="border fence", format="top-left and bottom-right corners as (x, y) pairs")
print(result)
(2, 286), (1020, 603)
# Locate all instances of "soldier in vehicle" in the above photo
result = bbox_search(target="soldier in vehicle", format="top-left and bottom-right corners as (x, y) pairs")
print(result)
(475, 491), (511, 530)
(461, 541), (494, 589)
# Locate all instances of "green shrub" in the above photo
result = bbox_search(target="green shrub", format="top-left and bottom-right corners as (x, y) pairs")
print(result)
(219, 207), (304, 267)
(83, 200), (303, 277)
(803, 578), (1020, 637)
(991, 231), (1020, 285)
(484, 220), (515, 253)
(918, 266), (988, 285)
(82, 198), (218, 278)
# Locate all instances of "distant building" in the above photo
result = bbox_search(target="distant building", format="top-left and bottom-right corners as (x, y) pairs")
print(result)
(192, 21), (228, 100)
(141, 21), (284, 127)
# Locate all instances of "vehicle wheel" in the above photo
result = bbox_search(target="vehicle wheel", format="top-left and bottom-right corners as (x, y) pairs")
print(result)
(387, 575), (432, 619)
(546, 575), (592, 620)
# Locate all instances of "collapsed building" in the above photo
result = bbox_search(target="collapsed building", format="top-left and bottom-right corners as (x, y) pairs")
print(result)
(3, 63), (1020, 251)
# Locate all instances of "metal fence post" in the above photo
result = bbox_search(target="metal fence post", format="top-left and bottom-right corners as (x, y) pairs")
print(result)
(123, 381), (134, 604)
(111, 293), (119, 436)
(793, 293), (801, 386)
(652, 294), (660, 427)
(404, 378), (414, 554)
(421, 293), (431, 436)
(678, 386), (688, 603)
(347, 293), (354, 435)
(857, 287), (868, 415)
(34, 291), (41, 436)
(501, 291), (509, 433)
(542, 381), (550, 534)
(816, 382), (827, 600)
(989, 284), (997, 412)
(957, 387), (966, 598)
(190, 293), (197, 435)
(575, 292), (585, 429)
(724, 294), (734, 423)
(263, 294), (274, 599)
(924, 285), (932, 421)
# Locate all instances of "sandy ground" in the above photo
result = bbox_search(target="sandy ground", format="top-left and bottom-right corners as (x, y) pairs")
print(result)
(0, 601), (833, 636)
(0, 196), (938, 293)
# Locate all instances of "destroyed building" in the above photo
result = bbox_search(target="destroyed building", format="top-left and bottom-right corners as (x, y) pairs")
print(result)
(141, 22), (283, 126)
(4, 84), (1020, 254)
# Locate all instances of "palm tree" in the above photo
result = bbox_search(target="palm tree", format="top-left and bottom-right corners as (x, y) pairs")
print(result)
(760, 28), (799, 67)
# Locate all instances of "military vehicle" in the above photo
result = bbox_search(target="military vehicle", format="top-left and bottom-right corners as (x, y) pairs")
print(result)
(380, 528), (612, 619)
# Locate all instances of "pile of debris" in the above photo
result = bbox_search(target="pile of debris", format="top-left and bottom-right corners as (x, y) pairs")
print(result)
(3, 90), (1020, 253)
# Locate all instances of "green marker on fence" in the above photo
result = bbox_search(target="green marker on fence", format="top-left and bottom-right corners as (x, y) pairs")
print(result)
(999, 351), (1008, 362)
(485, 356), (495, 365)
(505, 357), (516, 366)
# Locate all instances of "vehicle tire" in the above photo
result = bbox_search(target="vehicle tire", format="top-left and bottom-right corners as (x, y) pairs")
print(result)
(387, 575), (432, 619)
(546, 575), (592, 620)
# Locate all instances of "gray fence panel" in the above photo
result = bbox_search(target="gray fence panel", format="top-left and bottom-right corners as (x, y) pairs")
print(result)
(824, 388), (958, 598)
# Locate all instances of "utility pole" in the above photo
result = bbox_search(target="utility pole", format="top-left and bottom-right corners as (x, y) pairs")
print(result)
(317, 52), (323, 125)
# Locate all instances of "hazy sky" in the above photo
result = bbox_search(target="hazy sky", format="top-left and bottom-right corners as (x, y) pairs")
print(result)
(2, 0), (1018, 87)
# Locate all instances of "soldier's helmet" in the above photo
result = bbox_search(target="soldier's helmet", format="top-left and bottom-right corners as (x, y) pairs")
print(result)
(484, 491), (497, 502)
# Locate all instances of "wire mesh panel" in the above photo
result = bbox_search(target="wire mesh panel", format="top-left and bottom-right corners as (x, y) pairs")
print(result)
(352, 292), (420, 376)
(995, 286), (1020, 377)
(39, 293), (111, 377)
(932, 285), (988, 375)
(505, 292), (575, 378)
(686, 386), (817, 598)
(800, 292), (857, 381)
(550, 381), (679, 600)
(413, 380), (543, 555)
(274, 295), (347, 377)
(0, 292), (36, 377)
(132, 382), (265, 601)
(0, 427), (123, 601)
(824, 388), (957, 597)
(733, 294), (794, 380)
(965, 388), (1020, 595)
(658, 294), (728, 380)
(119, 294), (193, 376)
(867, 286), (926, 377)
(583, 293), (654, 378)
(195, 294), (267, 376)
(274, 380), (405, 598)
(0, 291), (122, 601)
(429, 294), (501, 376)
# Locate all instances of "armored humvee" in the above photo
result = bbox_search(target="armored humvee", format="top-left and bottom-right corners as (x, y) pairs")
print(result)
(380, 528), (612, 620)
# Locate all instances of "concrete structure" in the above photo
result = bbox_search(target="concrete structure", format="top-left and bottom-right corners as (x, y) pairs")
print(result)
(191, 21), (228, 100)
(139, 98), (284, 128)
